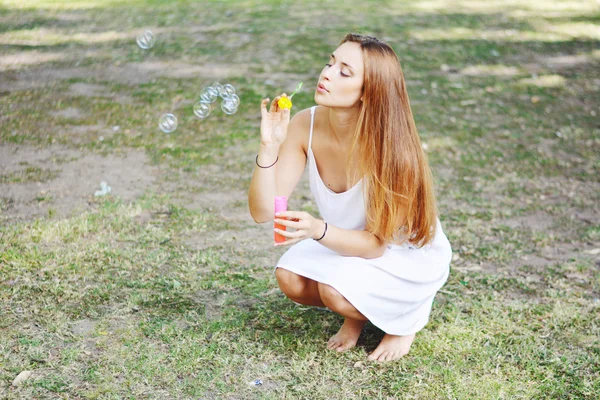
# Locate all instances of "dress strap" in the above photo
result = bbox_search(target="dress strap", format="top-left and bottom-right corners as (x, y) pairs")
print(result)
(308, 106), (317, 152)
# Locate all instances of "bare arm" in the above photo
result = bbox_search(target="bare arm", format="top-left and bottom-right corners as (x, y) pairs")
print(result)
(314, 221), (388, 259)
(248, 99), (310, 223)
(248, 143), (280, 223)
(275, 211), (388, 259)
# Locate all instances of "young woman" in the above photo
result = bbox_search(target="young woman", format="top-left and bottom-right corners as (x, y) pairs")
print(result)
(247, 33), (452, 362)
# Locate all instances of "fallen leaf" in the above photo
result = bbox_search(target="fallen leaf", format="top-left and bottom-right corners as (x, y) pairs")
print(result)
(12, 370), (32, 387)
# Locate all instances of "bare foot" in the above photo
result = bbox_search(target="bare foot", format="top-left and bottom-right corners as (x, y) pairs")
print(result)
(327, 318), (366, 352)
(367, 333), (416, 362)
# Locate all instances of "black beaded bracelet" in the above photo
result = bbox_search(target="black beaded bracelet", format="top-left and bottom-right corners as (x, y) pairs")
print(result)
(314, 221), (328, 241)
(256, 154), (278, 168)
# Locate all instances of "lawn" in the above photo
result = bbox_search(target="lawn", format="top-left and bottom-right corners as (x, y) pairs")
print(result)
(0, 0), (599, 398)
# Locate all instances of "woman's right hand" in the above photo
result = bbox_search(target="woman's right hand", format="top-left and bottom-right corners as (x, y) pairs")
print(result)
(260, 94), (291, 148)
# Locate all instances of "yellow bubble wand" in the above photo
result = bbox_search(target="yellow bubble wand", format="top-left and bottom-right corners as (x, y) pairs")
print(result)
(277, 82), (303, 109)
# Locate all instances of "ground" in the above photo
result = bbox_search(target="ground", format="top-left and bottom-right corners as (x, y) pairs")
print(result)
(0, 0), (599, 399)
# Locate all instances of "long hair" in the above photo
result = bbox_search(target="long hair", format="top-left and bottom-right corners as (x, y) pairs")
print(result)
(342, 33), (437, 247)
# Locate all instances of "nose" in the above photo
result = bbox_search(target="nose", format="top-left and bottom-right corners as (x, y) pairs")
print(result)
(322, 66), (333, 81)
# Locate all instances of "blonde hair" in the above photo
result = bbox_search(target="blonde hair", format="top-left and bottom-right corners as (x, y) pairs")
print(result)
(342, 33), (437, 247)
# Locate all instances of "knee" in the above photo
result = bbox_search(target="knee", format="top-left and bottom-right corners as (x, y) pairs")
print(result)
(275, 268), (306, 299)
(317, 283), (345, 311)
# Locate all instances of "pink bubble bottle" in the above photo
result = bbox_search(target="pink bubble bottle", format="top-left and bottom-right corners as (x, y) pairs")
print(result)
(274, 196), (287, 243)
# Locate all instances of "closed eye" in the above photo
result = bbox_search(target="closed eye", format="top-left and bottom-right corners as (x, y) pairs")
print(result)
(325, 63), (350, 77)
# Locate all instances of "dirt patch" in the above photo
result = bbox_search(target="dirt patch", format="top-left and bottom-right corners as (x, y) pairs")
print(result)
(61, 124), (113, 144)
(67, 82), (109, 96)
(0, 144), (161, 221)
(50, 106), (86, 120)
(0, 61), (257, 93)
(0, 144), (77, 173)
(71, 319), (97, 336)
(0, 51), (66, 69)
(536, 51), (600, 71)
(500, 211), (555, 231)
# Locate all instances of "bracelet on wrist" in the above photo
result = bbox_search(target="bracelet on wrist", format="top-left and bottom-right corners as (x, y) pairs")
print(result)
(256, 154), (278, 168)
(314, 220), (328, 241)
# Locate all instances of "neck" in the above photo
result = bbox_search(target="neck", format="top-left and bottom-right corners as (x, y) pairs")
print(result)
(326, 107), (360, 149)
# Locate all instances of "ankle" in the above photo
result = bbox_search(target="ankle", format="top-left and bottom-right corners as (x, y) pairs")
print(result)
(343, 318), (367, 327)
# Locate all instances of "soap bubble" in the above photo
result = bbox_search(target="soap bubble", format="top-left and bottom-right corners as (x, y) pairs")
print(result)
(221, 99), (238, 115)
(211, 82), (223, 94)
(159, 113), (178, 133)
(219, 83), (236, 99)
(193, 102), (211, 119)
(228, 94), (240, 108)
(200, 86), (219, 103)
(136, 30), (155, 50)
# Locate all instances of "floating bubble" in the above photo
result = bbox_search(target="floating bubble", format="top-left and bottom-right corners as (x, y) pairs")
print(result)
(193, 102), (211, 119)
(219, 84), (236, 99)
(136, 30), (155, 50)
(221, 99), (238, 115)
(228, 94), (240, 108)
(159, 113), (178, 133)
(200, 86), (219, 103)
(211, 82), (223, 94)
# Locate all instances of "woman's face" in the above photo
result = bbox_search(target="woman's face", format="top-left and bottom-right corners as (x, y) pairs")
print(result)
(314, 41), (364, 109)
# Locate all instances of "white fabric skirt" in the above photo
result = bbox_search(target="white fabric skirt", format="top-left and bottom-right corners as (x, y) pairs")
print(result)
(274, 221), (452, 336)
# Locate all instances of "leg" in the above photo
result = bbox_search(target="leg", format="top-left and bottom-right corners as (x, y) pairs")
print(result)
(275, 267), (325, 307)
(318, 283), (416, 361)
(317, 283), (367, 352)
(317, 282), (367, 321)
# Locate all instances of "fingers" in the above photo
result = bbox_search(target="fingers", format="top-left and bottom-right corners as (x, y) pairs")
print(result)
(274, 218), (302, 229)
(269, 96), (281, 113)
(260, 98), (269, 116)
(268, 93), (289, 113)
(274, 211), (302, 219)
(273, 227), (302, 238)
(274, 237), (302, 247)
(281, 107), (291, 122)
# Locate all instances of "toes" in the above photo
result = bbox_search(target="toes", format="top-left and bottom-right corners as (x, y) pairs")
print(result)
(327, 338), (341, 350)
(368, 349), (382, 361)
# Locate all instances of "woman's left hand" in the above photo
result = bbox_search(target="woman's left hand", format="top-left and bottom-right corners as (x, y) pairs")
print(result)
(273, 211), (323, 246)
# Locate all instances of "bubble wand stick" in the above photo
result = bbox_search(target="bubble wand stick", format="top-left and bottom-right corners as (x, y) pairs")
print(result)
(277, 82), (303, 109)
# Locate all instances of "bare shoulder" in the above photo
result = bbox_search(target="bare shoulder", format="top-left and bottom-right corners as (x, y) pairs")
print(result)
(286, 107), (314, 155)
(312, 105), (330, 133)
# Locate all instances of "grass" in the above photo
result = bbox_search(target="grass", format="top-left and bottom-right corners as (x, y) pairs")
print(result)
(1, 0), (599, 398)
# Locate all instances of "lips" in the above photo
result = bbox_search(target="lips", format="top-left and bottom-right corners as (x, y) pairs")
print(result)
(317, 83), (329, 92)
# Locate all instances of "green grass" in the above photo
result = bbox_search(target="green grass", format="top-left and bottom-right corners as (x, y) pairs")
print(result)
(1, 0), (599, 398)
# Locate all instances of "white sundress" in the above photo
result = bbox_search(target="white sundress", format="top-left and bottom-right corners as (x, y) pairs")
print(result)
(274, 106), (452, 336)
